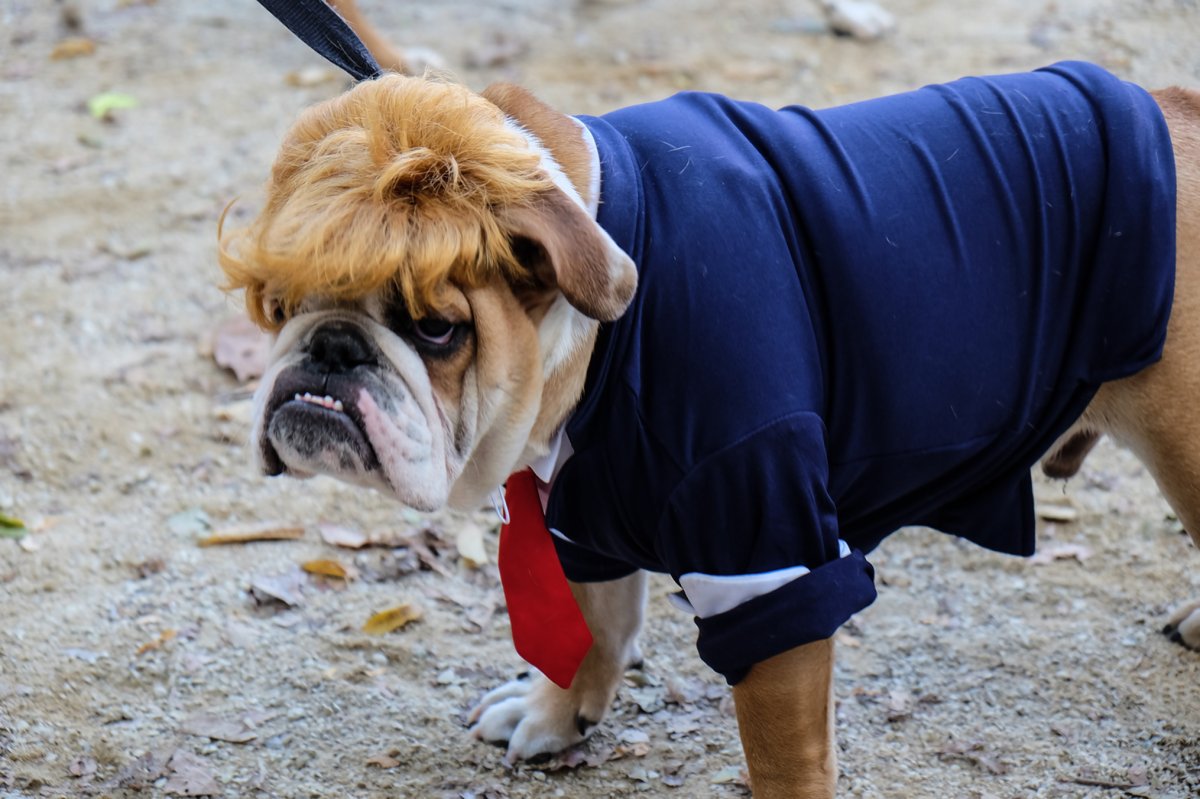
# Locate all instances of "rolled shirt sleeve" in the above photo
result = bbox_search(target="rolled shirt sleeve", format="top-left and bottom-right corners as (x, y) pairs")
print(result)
(655, 412), (877, 683)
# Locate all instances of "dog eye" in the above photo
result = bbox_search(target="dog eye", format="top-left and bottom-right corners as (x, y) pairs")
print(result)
(413, 318), (456, 345)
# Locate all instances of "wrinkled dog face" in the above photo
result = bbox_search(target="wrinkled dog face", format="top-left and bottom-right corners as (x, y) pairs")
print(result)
(220, 75), (635, 511)
(252, 282), (542, 511)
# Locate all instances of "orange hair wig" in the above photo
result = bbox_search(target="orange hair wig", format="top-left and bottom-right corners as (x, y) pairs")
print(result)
(219, 74), (556, 329)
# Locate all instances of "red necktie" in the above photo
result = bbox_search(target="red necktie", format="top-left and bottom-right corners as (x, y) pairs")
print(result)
(497, 469), (593, 689)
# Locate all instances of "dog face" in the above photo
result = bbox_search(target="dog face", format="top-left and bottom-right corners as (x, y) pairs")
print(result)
(220, 75), (634, 510)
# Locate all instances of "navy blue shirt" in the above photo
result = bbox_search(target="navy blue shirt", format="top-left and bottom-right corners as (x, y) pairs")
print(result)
(547, 62), (1175, 683)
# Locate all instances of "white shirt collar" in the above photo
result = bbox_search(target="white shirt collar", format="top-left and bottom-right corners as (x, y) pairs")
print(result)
(526, 424), (574, 485)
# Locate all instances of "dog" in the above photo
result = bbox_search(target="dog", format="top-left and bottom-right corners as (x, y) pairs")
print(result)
(219, 3), (1200, 796)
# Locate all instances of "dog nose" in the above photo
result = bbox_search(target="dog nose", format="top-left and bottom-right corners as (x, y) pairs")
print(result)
(307, 323), (375, 372)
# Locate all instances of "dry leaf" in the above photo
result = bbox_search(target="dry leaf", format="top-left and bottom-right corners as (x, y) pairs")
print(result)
(456, 522), (489, 568)
(167, 508), (211, 537)
(211, 400), (252, 425)
(198, 521), (303, 546)
(106, 749), (174, 791)
(1037, 504), (1079, 522)
(318, 523), (368, 549)
(211, 315), (271, 383)
(180, 711), (274, 744)
(249, 568), (307, 607)
(937, 739), (1008, 775)
(886, 688), (914, 721)
(546, 745), (615, 771)
(302, 559), (352, 580)
(363, 604), (423, 634)
(162, 750), (220, 796)
(711, 765), (748, 785)
(614, 742), (652, 759)
(1029, 543), (1093, 565)
(51, 37), (96, 59)
(136, 628), (177, 656)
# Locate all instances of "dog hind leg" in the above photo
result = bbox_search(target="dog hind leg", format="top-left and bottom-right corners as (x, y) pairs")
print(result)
(468, 571), (647, 761)
(1082, 87), (1200, 648)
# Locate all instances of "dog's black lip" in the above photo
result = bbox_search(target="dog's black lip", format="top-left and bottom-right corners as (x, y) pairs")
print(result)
(262, 368), (382, 474)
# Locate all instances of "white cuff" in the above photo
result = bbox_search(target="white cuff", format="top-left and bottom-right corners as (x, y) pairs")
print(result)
(672, 540), (852, 618)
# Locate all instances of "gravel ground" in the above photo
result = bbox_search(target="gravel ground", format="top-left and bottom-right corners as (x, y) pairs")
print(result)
(2, 1), (1200, 797)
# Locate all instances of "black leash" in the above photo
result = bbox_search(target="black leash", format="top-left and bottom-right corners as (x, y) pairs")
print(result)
(255, 0), (382, 82)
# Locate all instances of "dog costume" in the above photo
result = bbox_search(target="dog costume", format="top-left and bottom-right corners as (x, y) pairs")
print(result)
(540, 62), (1175, 683)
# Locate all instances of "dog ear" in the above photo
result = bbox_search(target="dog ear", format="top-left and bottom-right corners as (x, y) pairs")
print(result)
(502, 188), (637, 322)
(482, 82), (594, 206)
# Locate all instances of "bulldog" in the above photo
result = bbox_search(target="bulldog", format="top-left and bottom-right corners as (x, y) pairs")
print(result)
(219, 5), (1200, 796)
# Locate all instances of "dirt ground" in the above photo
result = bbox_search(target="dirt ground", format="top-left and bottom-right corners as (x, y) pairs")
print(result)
(3, 0), (1200, 797)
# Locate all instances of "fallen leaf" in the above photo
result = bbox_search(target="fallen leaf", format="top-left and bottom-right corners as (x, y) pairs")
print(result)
(105, 749), (173, 791)
(886, 688), (914, 721)
(136, 628), (177, 656)
(167, 508), (211, 537)
(63, 647), (105, 664)
(301, 559), (353, 580)
(1037, 504), (1079, 522)
(198, 521), (303, 547)
(87, 92), (138, 120)
(618, 728), (650, 745)
(1029, 543), (1093, 565)
(211, 315), (270, 382)
(663, 676), (702, 705)
(614, 742), (652, 759)
(51, 37), (96, 59)
(211, 400), (252, 426)
(711, 765), (748, 785)
(628, 686), (665, 714)
(456, 522), (489, 568)
(180, 711), (272, 744)
(937, 739), (1008, 775)
(134, 557), (167, 579)
(363, 604), (423, 634)
(0, 513), (25, 539)
(249, 568), (307, 607)
(318, 523), (368, 549)
(546, 745), (615, 771)
(162, 750), (220, 796)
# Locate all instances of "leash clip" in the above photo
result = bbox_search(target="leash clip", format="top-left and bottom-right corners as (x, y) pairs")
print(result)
(490, 486), (511, 526)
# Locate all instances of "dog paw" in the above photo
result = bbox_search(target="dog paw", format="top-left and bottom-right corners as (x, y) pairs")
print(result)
(1163, 599), (1200, 649)
(467, 672), (606, 763)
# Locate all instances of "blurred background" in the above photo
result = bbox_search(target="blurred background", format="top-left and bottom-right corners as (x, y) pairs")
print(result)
(2, 1), (1199, 796)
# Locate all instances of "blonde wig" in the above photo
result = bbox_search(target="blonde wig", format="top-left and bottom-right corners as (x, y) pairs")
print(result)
(219, 74), (556, 329)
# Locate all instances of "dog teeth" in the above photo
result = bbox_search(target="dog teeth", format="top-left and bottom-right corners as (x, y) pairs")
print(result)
(293, 392), (345, 412)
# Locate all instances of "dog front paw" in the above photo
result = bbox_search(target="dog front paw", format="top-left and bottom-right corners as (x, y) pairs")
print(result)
(1164, 599), (1200, 649)
(467, 672), (607, 763)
